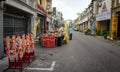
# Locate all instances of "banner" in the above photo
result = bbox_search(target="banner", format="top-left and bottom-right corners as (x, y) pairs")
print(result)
(63, 21), (69, 43)
(32, 19), (40, 34)
(96, 11), (111, 21)
(111, 16), (118, 38)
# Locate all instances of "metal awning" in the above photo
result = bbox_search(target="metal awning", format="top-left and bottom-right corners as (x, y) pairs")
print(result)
(79, 17), (88, 24)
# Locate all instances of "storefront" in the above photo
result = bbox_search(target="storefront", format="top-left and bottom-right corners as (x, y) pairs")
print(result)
(118, 13), (120, 38)
(79, 17), (88, 32)
(3, 4), (32, 37)
(111, 12), (120, 39)
(37, 13), (46, 34)
(96, 11), (111, 35)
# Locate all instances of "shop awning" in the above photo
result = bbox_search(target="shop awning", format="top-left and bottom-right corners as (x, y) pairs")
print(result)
(79, 17), (88, 24)
(96, 11), (111, 21)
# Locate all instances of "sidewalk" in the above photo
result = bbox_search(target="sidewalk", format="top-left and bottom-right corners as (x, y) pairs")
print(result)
(0, 40), (54, 72)
(79, 32), (120, 46)
(0, 56), (8, 72)
(95, 36), (120, 46)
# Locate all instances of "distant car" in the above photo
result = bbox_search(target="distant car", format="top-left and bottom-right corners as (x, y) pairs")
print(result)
(74, 28), (79, 31)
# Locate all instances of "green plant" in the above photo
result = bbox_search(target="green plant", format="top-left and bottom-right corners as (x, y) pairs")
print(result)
(96, 30), (101, 36)
(102, 30), (109, 39)
(87, 29), (91, 35)
(103, 34), (107, 39)
(85, 29), (91, 35)
(112, 31), (116, 39)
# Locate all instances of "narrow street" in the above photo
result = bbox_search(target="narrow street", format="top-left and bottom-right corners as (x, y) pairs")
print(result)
(24, 31), (120, 72)
(1, 0), (120, 72)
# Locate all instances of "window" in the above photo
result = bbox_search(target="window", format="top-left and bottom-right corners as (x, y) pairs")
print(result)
(4, 14), (28, 37)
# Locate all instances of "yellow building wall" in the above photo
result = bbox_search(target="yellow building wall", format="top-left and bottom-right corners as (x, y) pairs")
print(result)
(96, 21), (101, 31)
(111, 16), (118, 38)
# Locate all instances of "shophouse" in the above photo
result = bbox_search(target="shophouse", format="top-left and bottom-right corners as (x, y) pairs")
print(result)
(111, 0), (120, 39)
(37, 0), (47, 34)
(74, 13), (81, 30)
(0, 0), (37, 59)
(46, 0), (53, 31)
(96, 0), (111, 36)
(52, 7), (63, 29)
(79, 9), (89, 33)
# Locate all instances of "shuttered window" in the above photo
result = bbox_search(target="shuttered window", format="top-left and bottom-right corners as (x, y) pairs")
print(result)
(3, 14), (28, 37)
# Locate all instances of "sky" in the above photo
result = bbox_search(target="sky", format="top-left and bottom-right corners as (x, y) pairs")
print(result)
(52, 0), (91, 20)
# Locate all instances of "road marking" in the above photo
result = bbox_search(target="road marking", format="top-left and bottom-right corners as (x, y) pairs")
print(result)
(25, 61), (56, 71)
(50, 61), (56, 71)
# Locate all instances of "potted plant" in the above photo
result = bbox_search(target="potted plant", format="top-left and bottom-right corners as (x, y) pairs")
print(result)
(103, 30), (109, 39)
(113, 31), (116, 39)
(96, 30), (101, 36)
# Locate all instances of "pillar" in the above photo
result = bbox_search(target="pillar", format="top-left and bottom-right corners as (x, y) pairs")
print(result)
(96, 21), (100, 31)
(0, 2), (4, 59)
(110, 15), (118, 39)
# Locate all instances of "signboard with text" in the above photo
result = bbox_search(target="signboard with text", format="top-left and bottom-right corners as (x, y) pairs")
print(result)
(96, 11), (111, 21)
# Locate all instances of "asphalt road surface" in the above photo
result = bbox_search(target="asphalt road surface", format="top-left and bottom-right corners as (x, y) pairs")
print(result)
(24, 31), (120, 72)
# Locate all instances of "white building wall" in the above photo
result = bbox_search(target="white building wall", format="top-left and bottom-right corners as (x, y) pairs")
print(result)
(98, 0), (111, 13)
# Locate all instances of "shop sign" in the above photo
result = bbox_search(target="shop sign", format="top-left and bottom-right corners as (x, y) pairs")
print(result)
(96, 11), (111, 21)
(111, 16), (118, 38)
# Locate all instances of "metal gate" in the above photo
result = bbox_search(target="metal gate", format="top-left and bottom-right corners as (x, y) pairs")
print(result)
(3, 13), (28, 37)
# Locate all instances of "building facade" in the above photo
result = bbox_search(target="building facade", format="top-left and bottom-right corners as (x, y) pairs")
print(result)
(36, 0), (53, 34)
(96, 0), (111, 36)
(79, 6), (91, 33)
(0, 0), (38, 59)
(111, 0), (120, 39)
(52, 7), (63, 29)
(46, 0), (53, 31)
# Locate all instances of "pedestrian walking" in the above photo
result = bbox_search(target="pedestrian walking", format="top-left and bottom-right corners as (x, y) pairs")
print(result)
(68, 26), (73, 40)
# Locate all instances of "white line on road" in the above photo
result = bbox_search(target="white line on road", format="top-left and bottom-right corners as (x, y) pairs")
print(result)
(25, 61), (56, 71)
(50, 61), (56, 71)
